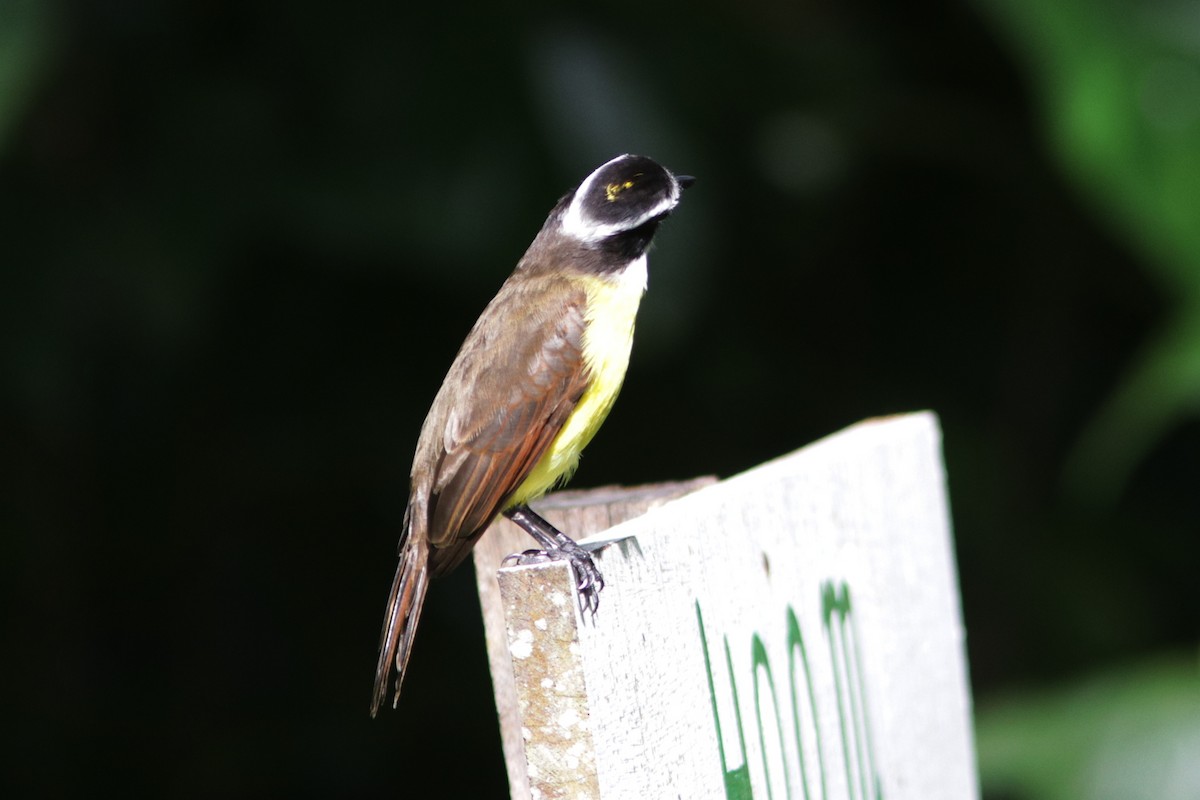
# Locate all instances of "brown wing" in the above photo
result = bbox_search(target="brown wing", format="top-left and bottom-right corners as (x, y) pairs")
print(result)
(409, 275), (590, 576)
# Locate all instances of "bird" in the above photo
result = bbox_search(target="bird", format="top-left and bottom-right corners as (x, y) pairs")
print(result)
(371, 154), (692, 716)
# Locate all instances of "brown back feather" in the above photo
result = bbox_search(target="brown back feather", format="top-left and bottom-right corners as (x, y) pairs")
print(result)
(414, 276), (590, 574)
(373, 275), (590, 708)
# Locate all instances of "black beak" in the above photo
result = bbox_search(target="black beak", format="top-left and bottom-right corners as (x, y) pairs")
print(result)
(676, 175), (696, 189)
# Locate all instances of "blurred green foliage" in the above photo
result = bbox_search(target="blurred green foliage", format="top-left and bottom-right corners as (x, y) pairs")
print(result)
(0, 1), (54, 150)
(977, 652), (1200, 799)
(977, 0), (1200, 503)
(1, 1), (1196, 798)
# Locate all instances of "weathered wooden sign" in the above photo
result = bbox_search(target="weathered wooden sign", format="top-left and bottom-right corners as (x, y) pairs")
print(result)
(473, 412), (977, 799)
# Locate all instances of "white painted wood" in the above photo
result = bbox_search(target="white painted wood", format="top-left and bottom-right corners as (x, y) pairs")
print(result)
(482, 412), (978, 799)
(474, 479), (716, 800)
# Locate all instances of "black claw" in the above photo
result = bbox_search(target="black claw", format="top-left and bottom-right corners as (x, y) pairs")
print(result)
(565, 549), (604, 619)
(502, 549), (552, 568)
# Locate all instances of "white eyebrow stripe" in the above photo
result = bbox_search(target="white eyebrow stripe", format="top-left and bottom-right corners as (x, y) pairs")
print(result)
(560, 154), (626, 241)
(561, 194), (679, 242)
(559, 155), (681, 243)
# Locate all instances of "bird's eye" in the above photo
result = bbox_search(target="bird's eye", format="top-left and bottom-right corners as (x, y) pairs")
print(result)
(604, 180), (636, 202)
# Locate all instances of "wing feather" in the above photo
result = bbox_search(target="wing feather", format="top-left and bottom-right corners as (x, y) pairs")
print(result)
(409, 276), (590, 575)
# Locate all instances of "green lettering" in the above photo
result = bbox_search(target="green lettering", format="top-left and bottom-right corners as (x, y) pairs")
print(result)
(751, 634), (792, 799)
(822, 582), (882, 800)
(697, 602), (754, 800)
(787, 606), (826, 799)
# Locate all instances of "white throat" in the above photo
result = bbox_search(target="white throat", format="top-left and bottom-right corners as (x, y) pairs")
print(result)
(616, 253), (649, 294)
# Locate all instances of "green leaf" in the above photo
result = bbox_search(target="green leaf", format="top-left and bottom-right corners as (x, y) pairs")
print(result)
(976, 653), (1200, 800)
(0, 0), (57, 153)
(974, 0), (1200, 503)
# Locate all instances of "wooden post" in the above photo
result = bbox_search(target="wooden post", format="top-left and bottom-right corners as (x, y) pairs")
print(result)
(474, 412), (978, 799)
(474, 479), (717, 800)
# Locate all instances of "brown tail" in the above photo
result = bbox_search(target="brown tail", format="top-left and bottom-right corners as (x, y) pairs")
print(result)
(370, 532), (430, 716)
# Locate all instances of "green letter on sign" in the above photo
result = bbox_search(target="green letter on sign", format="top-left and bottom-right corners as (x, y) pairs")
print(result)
(697, 602), (754, 800)
(752, 633), (792, 800)
(787, 606), (826, 799)
(822, 582), (882, 800)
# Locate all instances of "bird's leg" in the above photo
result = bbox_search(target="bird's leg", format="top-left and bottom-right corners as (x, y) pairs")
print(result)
(502, 504), (605, 615)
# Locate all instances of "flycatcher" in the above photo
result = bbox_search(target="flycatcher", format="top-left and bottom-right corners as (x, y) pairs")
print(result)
(371, 154), (691, 715)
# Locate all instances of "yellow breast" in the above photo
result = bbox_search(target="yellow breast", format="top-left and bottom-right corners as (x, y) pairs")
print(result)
(510, 255), (648, 504)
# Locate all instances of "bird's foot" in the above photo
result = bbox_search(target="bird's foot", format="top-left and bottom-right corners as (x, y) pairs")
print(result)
(502, 541), (605, 617)
(502, 504), (607, 617)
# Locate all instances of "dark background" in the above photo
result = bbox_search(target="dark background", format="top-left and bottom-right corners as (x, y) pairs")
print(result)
(4, 1), (1197, 797)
